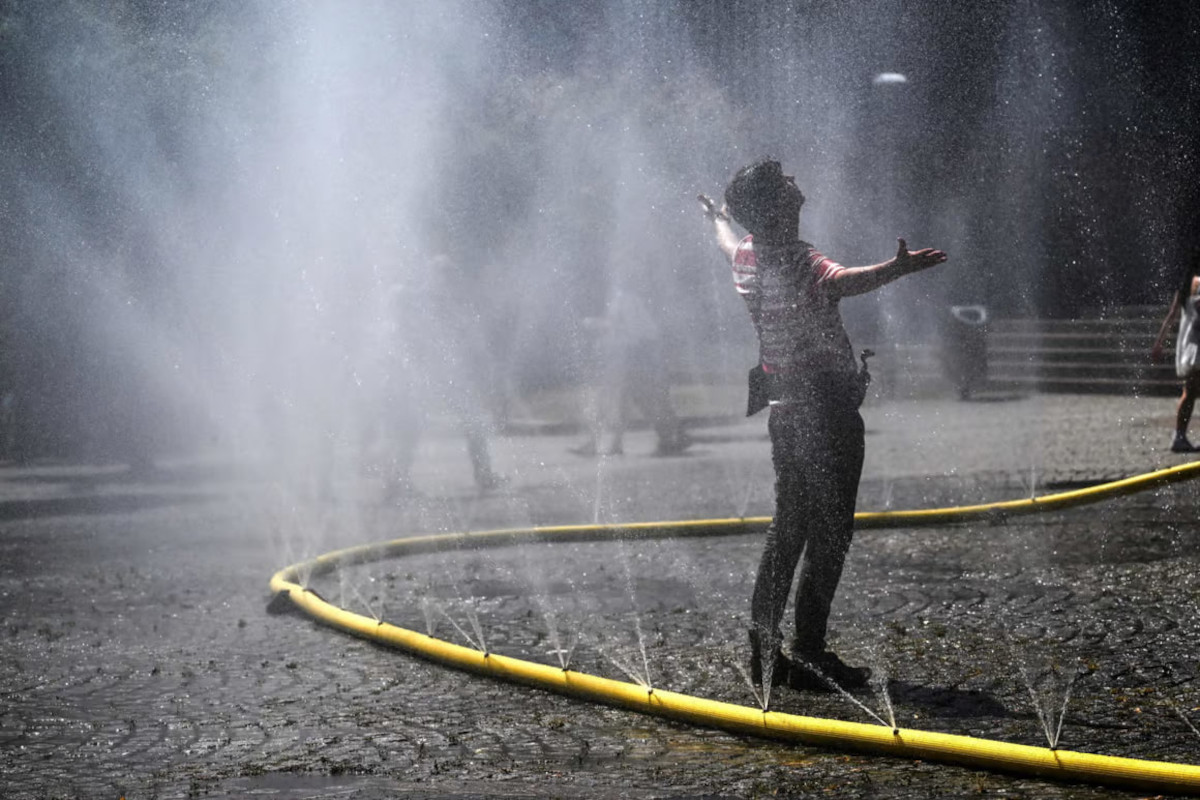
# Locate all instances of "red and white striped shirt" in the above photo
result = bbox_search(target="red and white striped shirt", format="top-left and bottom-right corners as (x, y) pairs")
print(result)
(732, 235), (856, 376)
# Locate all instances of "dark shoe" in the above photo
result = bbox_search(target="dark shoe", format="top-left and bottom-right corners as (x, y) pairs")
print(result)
(653, 431), (693, 457)
(788, 650), (871, 692)
(1171, 434), (1197, 453)
(569, 441), (598, 457)
(382, 478), (420, 502)
(125, 455), (157, 478)
(477, 472), (509, 492)
(749, 630), (791, 688)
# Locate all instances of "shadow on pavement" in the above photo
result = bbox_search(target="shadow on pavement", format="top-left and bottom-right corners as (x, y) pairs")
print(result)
(0, 460), (246, 486)
(962, 392), (1029, 404)
(886, 680), (1011, 720)
(0, 491), (215, 522)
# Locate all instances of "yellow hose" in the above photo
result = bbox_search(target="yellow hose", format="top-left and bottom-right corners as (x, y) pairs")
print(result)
(269, 460), (1200, 795)
(853, 459), (1200, 528)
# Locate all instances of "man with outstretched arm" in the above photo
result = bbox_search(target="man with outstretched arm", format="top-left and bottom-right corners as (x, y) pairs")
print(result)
(700, 160), (947, 693)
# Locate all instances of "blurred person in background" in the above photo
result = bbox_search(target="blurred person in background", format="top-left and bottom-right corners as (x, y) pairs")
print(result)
(570, 286), (691, 458)
(360, 251), (505, 498)
(1151, 231), (1200, 453)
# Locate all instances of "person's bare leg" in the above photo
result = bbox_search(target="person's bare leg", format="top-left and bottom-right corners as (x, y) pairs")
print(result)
(1172, 375), (1200, 451)
(570, 384), (602, 457)
(604, 378), (630, 456)
(1178, 388), (1194, 435)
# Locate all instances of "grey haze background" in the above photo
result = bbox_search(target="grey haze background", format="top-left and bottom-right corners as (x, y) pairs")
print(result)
(0, 0), (1197, 462)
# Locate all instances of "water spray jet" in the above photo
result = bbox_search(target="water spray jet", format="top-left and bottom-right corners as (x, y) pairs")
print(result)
(269, 462), (1200, 793)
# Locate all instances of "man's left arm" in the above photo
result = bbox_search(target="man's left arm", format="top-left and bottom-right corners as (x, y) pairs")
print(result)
(827, 238), (947, 298)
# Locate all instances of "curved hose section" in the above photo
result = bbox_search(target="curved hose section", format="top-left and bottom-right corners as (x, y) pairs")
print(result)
(269, 460), (1200, 795)
(852, 459), (1200, 529)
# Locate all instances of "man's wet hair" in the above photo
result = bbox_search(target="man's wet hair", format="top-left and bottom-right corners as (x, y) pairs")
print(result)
(724, 159), (803, 233)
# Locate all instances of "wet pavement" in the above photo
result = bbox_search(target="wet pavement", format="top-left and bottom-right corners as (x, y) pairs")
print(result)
(2, 389), (1199, 799)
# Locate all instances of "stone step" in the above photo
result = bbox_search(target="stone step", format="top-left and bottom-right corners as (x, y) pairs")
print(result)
(986, 347), (1167, 366)
(986, 361), (1173, 381)
(989, 305), (1162, 328)
(984, 375), (1179, 396)
(879, 306), (1181, 397)
(989, 331), (1158, 344)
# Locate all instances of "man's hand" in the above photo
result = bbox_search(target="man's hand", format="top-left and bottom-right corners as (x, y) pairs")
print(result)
(698, 194), (730, 222)
(701, 194), (738, 261)
(1151, 343), (1165, 363)
(894, 237), (948, 274)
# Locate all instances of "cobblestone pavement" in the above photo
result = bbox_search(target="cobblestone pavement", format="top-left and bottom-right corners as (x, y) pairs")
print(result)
(2, 391), (1199, 799)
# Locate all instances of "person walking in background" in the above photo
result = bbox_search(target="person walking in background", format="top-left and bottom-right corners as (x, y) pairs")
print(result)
(360, 251), (506, 498)
(1151, 253), (1200, 453)
(701, 160), (947, 694)
(570, 287), (692, 458)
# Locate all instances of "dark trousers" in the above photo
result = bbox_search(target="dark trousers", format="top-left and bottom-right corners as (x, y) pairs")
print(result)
(750, 376), (865, 656)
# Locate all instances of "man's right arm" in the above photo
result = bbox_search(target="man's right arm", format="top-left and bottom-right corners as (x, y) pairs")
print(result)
(713, 217), (739, 262)
(699, 194), (739, 262)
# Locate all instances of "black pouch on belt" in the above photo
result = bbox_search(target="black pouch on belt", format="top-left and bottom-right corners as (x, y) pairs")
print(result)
(746, 364), (771, 417)
(749, 351), (873, 415)
(851, 349), (875, 408)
